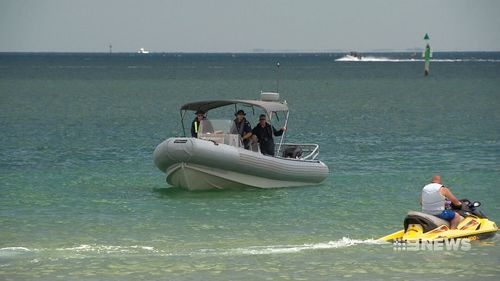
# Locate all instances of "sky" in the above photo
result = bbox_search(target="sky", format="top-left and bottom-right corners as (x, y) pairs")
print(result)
(1, 0), (499, 52)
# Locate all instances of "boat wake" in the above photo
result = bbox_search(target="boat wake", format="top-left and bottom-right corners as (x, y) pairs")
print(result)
(335, 55), (500, 63)
(0, 238), (386, 259)
(336, 56), (393, 62)
(221, 237), (386, 255)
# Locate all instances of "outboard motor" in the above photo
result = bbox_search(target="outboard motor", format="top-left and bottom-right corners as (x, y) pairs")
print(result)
(283, 145), (302, 159)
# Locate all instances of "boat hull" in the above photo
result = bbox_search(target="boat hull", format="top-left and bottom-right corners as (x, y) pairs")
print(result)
(153, 137), (329, 190)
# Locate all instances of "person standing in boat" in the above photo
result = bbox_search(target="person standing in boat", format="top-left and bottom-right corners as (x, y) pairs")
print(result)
(191, 110), (205, 138)
(252, 114), (286, 156)
(233, 110), (253, 149)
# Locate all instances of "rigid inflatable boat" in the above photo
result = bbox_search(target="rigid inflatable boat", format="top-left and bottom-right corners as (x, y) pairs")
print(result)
(153, 93), (329, 190)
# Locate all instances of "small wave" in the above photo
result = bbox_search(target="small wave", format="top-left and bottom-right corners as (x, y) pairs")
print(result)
(55, 244), (161, 254)
(0, 247), (32, 251)
(0, 247), (36, 257)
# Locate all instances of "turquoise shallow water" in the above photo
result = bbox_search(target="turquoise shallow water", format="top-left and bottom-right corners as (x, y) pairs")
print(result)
(1, 53), (499, 280)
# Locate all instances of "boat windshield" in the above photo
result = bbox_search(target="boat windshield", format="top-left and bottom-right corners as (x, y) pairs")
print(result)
(198, 119), (242, 148)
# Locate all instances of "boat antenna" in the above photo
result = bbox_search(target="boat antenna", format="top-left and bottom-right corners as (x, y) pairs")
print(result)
(276, 62), (280, 93)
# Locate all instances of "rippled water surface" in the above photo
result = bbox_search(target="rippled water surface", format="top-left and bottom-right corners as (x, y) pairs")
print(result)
(1, 53), (499, 280)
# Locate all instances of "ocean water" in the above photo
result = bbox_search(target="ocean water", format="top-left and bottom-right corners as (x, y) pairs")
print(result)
(1, 52), (499, 280)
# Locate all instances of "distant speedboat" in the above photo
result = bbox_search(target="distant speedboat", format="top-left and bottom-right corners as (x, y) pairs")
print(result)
(137, 48), (150, 54)
(335, 52), (397, 62)
(336, 51), (363, 61)
(346, 51), (363, 60)
(153, 92), (329, 190)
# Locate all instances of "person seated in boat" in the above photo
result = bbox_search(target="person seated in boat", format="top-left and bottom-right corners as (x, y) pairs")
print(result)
(421, 175), (462, 229)
(232, 109), (253, 149)
(191, 110), (205, 138)
(251, 114), (286, 156)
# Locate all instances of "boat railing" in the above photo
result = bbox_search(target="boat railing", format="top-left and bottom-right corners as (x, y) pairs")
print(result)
(277, 143), (320, 161)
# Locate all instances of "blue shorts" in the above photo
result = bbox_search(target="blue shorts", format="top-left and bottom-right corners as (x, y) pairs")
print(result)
(437, 209), (456, 221)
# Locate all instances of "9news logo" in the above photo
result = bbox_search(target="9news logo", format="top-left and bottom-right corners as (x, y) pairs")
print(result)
(393, 238), (472, 251)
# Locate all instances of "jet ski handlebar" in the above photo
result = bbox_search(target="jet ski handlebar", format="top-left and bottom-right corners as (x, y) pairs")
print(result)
(454, 198), (486, 219)
(458, 199), (481, 209)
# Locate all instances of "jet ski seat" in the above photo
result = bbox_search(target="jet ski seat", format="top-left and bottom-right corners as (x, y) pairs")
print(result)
(404, 211), (451, 233)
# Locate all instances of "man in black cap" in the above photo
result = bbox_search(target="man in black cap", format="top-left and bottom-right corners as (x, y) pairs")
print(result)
(233, 109), (252, 149)
(191, 110), (205, 138)
(252, 114), (286, 156)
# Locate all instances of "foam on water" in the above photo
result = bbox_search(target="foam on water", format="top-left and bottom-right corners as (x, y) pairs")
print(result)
(0, 247), (38, 259)
(55, 244), (160, 254)
(0, 247), (32, 252)
(0, 245), (165, 260)
(225, 237), (386, 255)
(0, 238), (387, 259)
(335, 55), (500, 62)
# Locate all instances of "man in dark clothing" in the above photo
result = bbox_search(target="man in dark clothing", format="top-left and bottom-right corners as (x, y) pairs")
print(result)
(251, 114), (287, 156)
(233, 109), (252, 149)
(191, 110), (205, 138)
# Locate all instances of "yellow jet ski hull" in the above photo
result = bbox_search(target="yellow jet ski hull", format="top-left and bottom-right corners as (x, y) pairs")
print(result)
(380, 214), (498, 243)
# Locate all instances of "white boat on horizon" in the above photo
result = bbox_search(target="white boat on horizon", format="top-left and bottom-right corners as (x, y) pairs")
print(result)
(153, 92), (329, 190)
(336, 51), (363, 61)
(137, 48), (150, 54)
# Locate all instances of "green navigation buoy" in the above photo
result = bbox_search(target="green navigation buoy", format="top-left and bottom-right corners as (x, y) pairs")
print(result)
(423, 33), (431, 76)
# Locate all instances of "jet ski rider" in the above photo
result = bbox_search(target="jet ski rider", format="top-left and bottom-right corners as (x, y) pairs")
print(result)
(421, 175), (462, 229)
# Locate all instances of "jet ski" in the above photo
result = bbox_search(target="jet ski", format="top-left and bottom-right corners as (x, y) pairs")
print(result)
(379, 199), (498, 242)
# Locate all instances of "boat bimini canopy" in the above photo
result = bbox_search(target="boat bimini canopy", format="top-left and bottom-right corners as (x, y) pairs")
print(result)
(179, 92), (289, 138)
(181, 99), (288, 116)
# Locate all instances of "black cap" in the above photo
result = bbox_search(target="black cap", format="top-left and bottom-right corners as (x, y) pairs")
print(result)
(235, 110), (246, 116)
(195, 110), (205, 115)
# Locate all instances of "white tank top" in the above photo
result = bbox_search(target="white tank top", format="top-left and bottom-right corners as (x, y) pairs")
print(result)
(421, 183), (445, 215)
